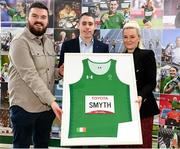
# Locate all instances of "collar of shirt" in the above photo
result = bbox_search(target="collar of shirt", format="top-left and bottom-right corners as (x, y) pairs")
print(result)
(79, 36), (94, 53)
(25, 27), (45, 43)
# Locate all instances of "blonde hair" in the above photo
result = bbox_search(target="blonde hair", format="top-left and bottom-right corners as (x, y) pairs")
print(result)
(123, 20), (143, 49)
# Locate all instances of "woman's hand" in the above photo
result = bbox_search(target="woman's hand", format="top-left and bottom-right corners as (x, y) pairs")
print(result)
(136, 96), (142, 110)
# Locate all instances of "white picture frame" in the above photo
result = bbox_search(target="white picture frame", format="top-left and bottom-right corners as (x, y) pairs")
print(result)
(61, 53), (142, 146)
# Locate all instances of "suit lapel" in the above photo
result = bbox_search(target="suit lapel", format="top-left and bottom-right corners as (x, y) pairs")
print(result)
(133, 48), (141, 65)
(75, 38), (80, 53)
(93, 39), (98, 53)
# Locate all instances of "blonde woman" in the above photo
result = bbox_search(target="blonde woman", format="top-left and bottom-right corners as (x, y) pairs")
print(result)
(123, 21), (159, 148)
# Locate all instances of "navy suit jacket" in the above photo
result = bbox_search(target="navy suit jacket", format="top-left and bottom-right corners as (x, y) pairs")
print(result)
(133, 48), (160, 118)
(59, 37), (109, 66)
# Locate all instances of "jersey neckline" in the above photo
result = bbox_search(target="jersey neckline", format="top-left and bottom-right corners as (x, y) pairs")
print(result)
(86, 58), (113, 76)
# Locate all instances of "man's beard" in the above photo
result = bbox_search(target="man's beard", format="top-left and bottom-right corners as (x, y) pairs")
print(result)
(28, 21), (47, 36)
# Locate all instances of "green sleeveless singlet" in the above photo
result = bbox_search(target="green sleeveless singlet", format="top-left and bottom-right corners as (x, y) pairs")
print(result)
(144, 6), (153, 22)
(69, 59), (132, 138)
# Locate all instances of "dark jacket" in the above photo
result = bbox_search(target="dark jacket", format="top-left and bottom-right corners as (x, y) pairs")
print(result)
(133, 48), (160, 118)
(59, 37), (109, 67)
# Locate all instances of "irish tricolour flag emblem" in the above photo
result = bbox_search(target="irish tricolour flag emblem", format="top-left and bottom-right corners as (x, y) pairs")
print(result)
(76, 127), (86, 133)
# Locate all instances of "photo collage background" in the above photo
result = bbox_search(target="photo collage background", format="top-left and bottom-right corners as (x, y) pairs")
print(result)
(0, 0), (180, 148)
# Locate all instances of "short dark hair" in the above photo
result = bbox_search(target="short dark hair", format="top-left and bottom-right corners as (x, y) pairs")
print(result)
(170, 65), (178, 72)
(78, 12), (95, 22)
(28, 2), (49, 15)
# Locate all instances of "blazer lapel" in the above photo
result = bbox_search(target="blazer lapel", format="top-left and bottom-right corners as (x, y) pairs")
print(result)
(133, 48), (141, 65)
(93, 39), (99, 53)
(75, 38), (80, 53)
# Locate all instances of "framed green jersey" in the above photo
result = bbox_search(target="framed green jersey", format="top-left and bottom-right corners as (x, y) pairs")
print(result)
(61, 53), (142, 146)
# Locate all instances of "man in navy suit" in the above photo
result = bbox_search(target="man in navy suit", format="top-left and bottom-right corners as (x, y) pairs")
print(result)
(59, 12), (109, 75)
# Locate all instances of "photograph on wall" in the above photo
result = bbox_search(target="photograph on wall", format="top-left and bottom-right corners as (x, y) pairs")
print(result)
(54, 0), (81, 29)
(159, 65), (180, 95)
(0, 0), (27, 27)
(1, 55), (9, 108)
(54, 28), (79, 55)
(82, 0), (130, 29)
(130, 0), (163, 29)
(100, 29), (124, 53)
(159, 94), (180, 126)
(1, 27), (24, 55)
(163, 0), (180, 28)
(161, 29), (180, 67)
(139, 29), (162, 66)
(61, 53), (142, 146)
(0, 55), (12, 136)
(1, 28), (13, 54)
(159, 29), (180, 95)
(158, 125), (180, 148)
(158, 93), (180, 148)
